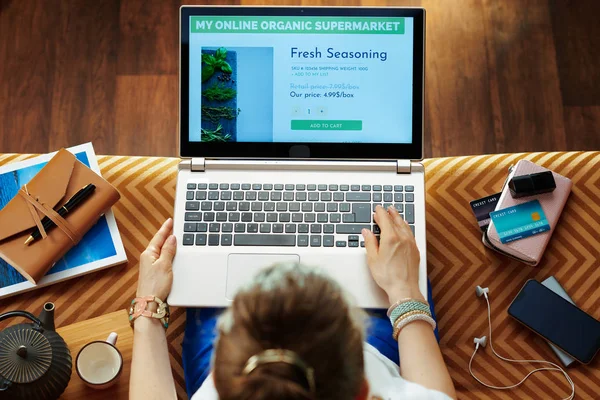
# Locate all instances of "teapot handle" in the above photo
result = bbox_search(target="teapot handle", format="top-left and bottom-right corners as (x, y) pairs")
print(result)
(0, 311), (42, 329)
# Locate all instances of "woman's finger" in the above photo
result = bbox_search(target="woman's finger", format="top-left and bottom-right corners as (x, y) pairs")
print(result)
(374, 205), (395, 236)
(388, 206), (411, 236)
(146, 218), (173, 257)
(157, 235), (177, 265)
(362, 228), (379, 265)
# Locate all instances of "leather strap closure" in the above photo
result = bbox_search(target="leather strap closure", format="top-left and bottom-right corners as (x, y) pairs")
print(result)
(17, 185), (82, 244)
(20, 185), (48, 239)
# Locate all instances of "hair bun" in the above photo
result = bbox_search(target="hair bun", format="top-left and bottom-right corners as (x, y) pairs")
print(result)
(237, 364), (315, 400)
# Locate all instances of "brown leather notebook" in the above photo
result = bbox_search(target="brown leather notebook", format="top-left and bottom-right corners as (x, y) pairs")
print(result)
(0, 149), (120, 284)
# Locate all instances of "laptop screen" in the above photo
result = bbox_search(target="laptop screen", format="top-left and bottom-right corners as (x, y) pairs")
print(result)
(188, 15), (415, 144)
(180, 7), (424, 159)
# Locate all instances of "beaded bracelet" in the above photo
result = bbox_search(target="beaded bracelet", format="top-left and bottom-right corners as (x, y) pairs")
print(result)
(393, 313), (436, 340)
(389, 301), (432, 325)
(392, 309), (429, 326)
(387, 297), (429, 317)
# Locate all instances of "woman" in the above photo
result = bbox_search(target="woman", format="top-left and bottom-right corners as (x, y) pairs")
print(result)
(129, 206), (457, 399)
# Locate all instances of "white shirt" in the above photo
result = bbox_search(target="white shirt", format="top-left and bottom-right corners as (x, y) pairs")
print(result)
(192, 342), (452, 399)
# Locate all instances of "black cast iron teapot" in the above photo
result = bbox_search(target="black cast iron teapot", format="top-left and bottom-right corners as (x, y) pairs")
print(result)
(0, 302), (72, 399)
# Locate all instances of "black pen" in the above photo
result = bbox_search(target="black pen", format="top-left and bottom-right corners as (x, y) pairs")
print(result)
(24, 184), (96, 246)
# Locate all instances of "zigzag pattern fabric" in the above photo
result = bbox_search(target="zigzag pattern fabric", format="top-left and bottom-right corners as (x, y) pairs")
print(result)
(0, 151), (598, 399)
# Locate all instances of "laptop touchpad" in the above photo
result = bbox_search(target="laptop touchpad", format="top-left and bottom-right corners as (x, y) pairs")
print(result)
(226, 253), (300, 300)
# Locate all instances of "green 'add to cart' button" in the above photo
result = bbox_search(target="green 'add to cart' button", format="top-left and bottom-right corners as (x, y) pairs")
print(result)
(291, 120), (363, 131)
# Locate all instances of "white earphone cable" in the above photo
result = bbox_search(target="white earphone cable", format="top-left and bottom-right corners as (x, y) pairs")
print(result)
(469, 293), (575, 400)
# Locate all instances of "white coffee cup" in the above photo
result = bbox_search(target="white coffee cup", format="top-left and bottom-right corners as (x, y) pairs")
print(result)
(76, 332), (123, 389)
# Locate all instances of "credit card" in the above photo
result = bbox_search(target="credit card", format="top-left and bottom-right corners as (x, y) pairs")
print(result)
(489, 200), (550, 243)
(469, 193), (501, 231)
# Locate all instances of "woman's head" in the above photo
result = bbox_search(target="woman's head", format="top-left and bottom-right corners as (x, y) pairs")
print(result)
(213, 263), (366, 400)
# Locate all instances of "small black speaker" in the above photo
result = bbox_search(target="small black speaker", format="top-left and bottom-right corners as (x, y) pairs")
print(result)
(509, 171), (556, 198)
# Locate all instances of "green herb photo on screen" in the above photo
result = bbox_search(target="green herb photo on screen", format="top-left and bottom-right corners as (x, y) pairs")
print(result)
(200, 47), (238, 142)
(196, 46), (275, 143)
(201, 124), (231, 143)
(201, 47), (232, 82)
(203, 84), (237, 102)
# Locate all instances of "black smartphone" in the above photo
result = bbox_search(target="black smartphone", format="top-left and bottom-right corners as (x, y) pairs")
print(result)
(508, 279), (600, 364)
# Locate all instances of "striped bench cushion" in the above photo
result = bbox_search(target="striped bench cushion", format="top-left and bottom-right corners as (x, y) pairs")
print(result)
(1, 151), (598, 399)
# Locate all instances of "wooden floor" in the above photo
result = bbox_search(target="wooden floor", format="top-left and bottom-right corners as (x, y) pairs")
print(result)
(1, 0), (599, 158)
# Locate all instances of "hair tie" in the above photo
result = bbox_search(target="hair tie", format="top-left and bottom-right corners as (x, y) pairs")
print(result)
(242, 349), (315, 394)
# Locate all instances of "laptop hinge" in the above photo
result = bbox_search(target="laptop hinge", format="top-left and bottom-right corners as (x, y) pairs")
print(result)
(191, 158), (206, 172)
(396, 160), (411, 174)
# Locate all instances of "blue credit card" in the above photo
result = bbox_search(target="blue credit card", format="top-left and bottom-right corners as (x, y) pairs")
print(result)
(490, 200), (550, 244)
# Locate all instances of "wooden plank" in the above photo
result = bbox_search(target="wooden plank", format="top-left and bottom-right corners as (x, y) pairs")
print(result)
(114, 75), (178, 156)
(48, 0), (120, 155)
(421, 0), (496, 157)
(482, 0), (567, 153)
(549, 0), (600, 106)
(563, 106), (600, 150)
(56, 310), (132, 400)
(118, 0), (180, 75)
(0, 0), (56, 154)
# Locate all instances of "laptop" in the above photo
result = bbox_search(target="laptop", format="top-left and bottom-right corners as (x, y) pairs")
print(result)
(170, 6), (426, 308)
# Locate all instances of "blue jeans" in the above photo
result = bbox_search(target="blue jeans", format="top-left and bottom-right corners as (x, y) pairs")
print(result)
(182, 280), (439, 397)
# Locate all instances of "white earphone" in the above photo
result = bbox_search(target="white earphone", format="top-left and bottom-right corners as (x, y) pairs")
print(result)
(470, 285), (575, 399)
(475, 285), (489, 298)
(473, 336), (487, 349)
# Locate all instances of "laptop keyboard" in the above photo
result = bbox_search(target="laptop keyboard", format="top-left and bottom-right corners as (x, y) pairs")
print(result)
(182, 183), (416, 247)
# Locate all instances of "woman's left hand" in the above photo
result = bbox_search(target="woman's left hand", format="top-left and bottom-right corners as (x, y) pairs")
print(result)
(136, 218), (176, 301)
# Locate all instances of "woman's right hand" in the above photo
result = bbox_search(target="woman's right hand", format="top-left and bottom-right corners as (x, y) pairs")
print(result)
(136, 218), (176, 302)
(362, 205), (424, 305)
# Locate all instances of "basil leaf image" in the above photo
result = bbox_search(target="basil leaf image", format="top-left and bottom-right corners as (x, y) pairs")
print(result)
(202, 53), (216, 65)
(202, 64), (215, 82)
(215, 47), (227, 60)
(220, 61), (232, 74)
